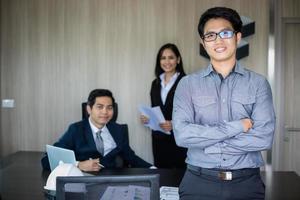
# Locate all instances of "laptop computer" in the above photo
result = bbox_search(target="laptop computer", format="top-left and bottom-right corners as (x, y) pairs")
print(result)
(46, 145), (77, 171)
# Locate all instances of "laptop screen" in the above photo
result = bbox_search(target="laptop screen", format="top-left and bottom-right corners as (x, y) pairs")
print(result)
(46, 145), (77, 171)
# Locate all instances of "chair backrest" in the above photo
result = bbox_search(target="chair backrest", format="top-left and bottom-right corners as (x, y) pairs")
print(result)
(81, 102), (118, 122)
(114, 124), (130, 168)
(56, 174), (160, 200)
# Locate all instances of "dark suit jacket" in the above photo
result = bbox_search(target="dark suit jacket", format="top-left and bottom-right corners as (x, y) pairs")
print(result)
(41, 119), (151, 170)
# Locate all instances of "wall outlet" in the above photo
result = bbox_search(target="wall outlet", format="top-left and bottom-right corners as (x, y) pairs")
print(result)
(2, 99), (15, 108)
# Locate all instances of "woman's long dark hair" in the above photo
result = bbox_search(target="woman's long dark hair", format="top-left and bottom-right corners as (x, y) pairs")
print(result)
(154, 43), (185, 80)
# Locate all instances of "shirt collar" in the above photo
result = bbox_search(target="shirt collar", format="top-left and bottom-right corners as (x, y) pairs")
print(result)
(234, 62), (246, 75)
(201, 61), (246, 78)
(159, 72), (180, 84)
(88, 117), (107, 134)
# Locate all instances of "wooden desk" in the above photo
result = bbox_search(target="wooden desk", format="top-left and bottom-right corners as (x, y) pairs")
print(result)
(1, 151), (300, 200)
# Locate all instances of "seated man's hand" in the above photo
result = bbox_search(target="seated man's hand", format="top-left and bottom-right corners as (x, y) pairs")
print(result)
(78, 158), (102, 172)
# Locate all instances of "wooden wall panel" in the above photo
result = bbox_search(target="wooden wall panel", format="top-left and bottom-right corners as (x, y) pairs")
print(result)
(0, 0), (2, 157)
(282, 0), (300, 18)
(1, 0), (269, 163)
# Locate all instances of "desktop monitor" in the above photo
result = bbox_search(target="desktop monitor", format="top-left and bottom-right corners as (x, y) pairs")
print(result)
(56, 174), (160, 200)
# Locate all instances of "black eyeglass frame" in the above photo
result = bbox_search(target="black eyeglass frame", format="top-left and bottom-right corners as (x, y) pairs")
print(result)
(201, 30), (238, 42)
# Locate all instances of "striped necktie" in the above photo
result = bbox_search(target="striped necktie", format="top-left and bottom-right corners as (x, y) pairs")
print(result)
(95, 130), (104, 155)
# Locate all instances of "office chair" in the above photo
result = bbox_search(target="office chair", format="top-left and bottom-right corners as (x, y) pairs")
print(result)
(81, 102), (128, 168)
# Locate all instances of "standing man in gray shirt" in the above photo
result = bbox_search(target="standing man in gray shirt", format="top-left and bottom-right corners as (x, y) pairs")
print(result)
(173, 7), (275, 200)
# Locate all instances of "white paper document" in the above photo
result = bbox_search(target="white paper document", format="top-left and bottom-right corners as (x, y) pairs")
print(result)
(139, 105), (170, 135)
(160, 186), (179, 200)
(100, 185), (150, 200)
(100, 186), (129, 200)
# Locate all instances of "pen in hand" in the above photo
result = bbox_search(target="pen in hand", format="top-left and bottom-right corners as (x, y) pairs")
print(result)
(97, 162), (105, 168)
(89, 158), (105, 168)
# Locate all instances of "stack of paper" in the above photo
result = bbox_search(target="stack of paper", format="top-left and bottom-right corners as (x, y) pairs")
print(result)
(100, 185), (150, 200)
(139, 105), (170, 135)
(160, 186), (179, 200)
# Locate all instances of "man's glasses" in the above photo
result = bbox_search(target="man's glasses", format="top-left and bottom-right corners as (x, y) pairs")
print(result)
(202, 30), (236, 42)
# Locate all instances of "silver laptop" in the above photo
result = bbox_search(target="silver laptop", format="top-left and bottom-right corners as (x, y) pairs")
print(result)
(46, 145), (77, 171)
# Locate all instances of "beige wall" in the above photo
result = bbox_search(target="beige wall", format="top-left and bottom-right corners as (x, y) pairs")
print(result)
(0, 0), (269, 162)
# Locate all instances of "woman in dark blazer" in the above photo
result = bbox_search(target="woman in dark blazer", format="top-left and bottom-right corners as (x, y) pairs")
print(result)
(141, 43), (187, 168)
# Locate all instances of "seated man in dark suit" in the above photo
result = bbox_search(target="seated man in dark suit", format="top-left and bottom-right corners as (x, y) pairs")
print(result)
(41, 89), (152, 172)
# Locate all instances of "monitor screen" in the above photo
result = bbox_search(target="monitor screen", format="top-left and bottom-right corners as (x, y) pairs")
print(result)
(56, 174), (160, 200)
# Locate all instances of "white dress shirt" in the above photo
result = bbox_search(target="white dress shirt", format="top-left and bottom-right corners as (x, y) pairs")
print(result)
(160, 72), (179, 105)
(89, 117), (117, 156)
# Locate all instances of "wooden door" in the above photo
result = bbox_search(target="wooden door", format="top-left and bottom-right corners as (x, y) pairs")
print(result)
(282, 20), (300, 175)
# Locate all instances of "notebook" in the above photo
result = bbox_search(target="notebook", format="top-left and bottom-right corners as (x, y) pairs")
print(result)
(46, 145), (77, 171)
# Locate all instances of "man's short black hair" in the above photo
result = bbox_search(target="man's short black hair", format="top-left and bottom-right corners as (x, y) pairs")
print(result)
(198, 7), (242, 38)
(87, 89), (115, 107)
